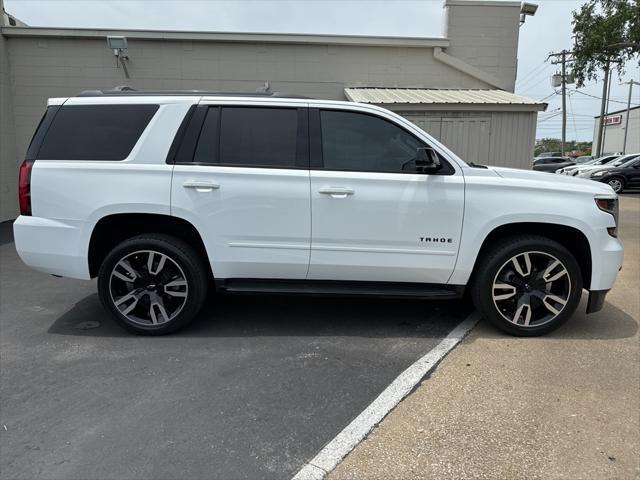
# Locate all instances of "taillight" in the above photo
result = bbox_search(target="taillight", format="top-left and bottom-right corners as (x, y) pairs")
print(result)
(18, 160), (33, 216)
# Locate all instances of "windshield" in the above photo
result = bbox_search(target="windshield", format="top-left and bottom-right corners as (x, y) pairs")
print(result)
(618, 155), (640, 167)
(594, 155), (618, 165)
(582, 157), (602, 165)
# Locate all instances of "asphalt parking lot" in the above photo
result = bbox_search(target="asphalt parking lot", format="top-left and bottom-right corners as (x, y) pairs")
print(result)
(330, 192), (640, 479)
(0, 222), (470, 480)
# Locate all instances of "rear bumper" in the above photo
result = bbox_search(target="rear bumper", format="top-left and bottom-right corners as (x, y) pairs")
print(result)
(13, 216), (90, 279)
(586, 289), (609, 314)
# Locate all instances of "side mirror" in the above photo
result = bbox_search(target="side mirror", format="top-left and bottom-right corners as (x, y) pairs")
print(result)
(416, 147), (441, 172)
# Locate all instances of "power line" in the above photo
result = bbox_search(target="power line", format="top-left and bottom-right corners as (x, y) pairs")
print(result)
(539, 91), (558, 102)
(515, 63), (556, 92)
(569, 88), (640, 106)
(538, 112), (563, 123)
(515, 59), (550, 86)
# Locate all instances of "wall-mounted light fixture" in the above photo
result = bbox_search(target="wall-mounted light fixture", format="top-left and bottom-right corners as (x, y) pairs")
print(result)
(520, 3), (538, 26)
(106, 36), (130, 79)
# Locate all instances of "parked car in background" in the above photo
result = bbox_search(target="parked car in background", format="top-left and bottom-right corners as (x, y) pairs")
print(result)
(536, 151), (563, 158)
(573, 155), (593, 164)
(556, 154), (619, 175)
(532, 156), (574, 172)
(576, 154), (639, 178)
(588, 155), (640, 193)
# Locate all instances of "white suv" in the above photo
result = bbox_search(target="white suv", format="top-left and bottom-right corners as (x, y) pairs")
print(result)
(14, 89), (623, 336)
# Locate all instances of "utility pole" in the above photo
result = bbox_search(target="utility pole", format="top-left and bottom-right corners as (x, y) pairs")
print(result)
(601, 68), (613, 154)
(620, 79), (639, 154)
(561, 50), (567, 156)
(595, 60), (610, 157)
(548, 50), (573, 156)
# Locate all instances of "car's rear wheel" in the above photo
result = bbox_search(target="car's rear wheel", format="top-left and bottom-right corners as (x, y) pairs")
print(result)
(471, 235), (582, 336)
(98, 234), (208, 335)
(606, 176), (625, 193)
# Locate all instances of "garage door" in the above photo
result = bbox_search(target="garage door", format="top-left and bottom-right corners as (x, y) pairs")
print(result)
(440, 117), (491, 164)
(408, 116), (442, 140)
(404, 115), (491, 165)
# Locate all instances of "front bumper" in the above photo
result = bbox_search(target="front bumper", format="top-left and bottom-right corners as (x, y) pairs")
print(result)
(589, 231), (623, 291)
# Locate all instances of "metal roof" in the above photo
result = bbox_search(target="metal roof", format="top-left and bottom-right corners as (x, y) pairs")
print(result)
(344, 88), (545, 108)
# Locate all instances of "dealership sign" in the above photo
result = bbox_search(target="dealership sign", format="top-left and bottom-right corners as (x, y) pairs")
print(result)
(604, 114), (622, 126)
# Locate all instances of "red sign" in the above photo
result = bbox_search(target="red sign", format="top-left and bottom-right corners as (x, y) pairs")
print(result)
(604, 114), (622, 126)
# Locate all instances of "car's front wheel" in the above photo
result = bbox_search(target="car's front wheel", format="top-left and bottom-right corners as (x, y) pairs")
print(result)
(471, 235), (583, 336)
(98, 234), (208, 335)
(605, 176), (625, 193)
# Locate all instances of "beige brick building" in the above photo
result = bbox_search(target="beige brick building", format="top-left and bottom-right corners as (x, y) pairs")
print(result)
(0, 0), (545, 221)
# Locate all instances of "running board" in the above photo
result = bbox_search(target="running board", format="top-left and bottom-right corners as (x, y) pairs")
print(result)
(215, 279), (464, 299)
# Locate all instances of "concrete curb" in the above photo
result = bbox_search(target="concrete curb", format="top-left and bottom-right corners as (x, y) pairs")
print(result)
(292, 311), (481, 480)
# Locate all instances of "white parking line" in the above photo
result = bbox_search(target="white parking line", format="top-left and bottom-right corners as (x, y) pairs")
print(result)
(292, 312), (480, 480)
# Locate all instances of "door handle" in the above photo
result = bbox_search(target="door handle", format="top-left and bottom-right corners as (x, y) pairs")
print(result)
(318, 187), (354, 198)
(183, 181), (220, 191)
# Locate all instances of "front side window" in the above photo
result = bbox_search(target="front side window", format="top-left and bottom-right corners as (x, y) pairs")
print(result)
(37, 104), (158, 161)
(320, 110), (424, 173)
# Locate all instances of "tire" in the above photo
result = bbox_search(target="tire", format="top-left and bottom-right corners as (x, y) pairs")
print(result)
(97, 234), (209, 335)
(605, 176), (625, 193)
(470, 235), (583, 336)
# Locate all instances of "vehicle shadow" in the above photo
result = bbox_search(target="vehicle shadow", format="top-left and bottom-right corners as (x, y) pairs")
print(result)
(0, 220), (14, 247)
(47, 290), (637, 341)
(465, 296), (638, 341)
(47, 292), (471, 339)
(620, 190), (639, 197)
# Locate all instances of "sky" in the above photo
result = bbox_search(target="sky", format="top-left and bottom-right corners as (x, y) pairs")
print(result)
(4, 0), (640, 142)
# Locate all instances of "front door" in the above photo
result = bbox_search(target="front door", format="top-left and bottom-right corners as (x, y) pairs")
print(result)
(171, 103), (311, 279)
(307, 108), (465, 284)
(626, 159), (640, 187)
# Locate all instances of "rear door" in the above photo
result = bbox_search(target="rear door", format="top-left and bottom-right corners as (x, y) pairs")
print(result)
(555, 158), (574, 170)
(538, 158), (566, 172)
(307, 107), (464, 284)
(170, 102), (311, 279)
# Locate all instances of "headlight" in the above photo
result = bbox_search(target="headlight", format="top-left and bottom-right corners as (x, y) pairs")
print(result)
(591, 171), (606, 177)
(571, 170), (579, 176)
(595, 196), (619, 237)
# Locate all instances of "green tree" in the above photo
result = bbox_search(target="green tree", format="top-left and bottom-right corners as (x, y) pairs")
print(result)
(571, 0), (640, 87)
(534, 138), (592, 156)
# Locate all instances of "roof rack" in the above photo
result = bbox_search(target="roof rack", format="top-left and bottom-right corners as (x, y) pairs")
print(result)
(77, 86), (313, 99)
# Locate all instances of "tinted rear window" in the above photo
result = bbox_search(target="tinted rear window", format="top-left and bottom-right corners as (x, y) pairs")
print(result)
(37, 104), (158, 160)
(219, 107), (298, 167)
(25, 106), (60, 161)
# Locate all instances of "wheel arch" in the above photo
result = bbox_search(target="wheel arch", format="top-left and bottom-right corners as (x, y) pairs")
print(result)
(88, 213), (213, 279)
(469, 222), (592, 289)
